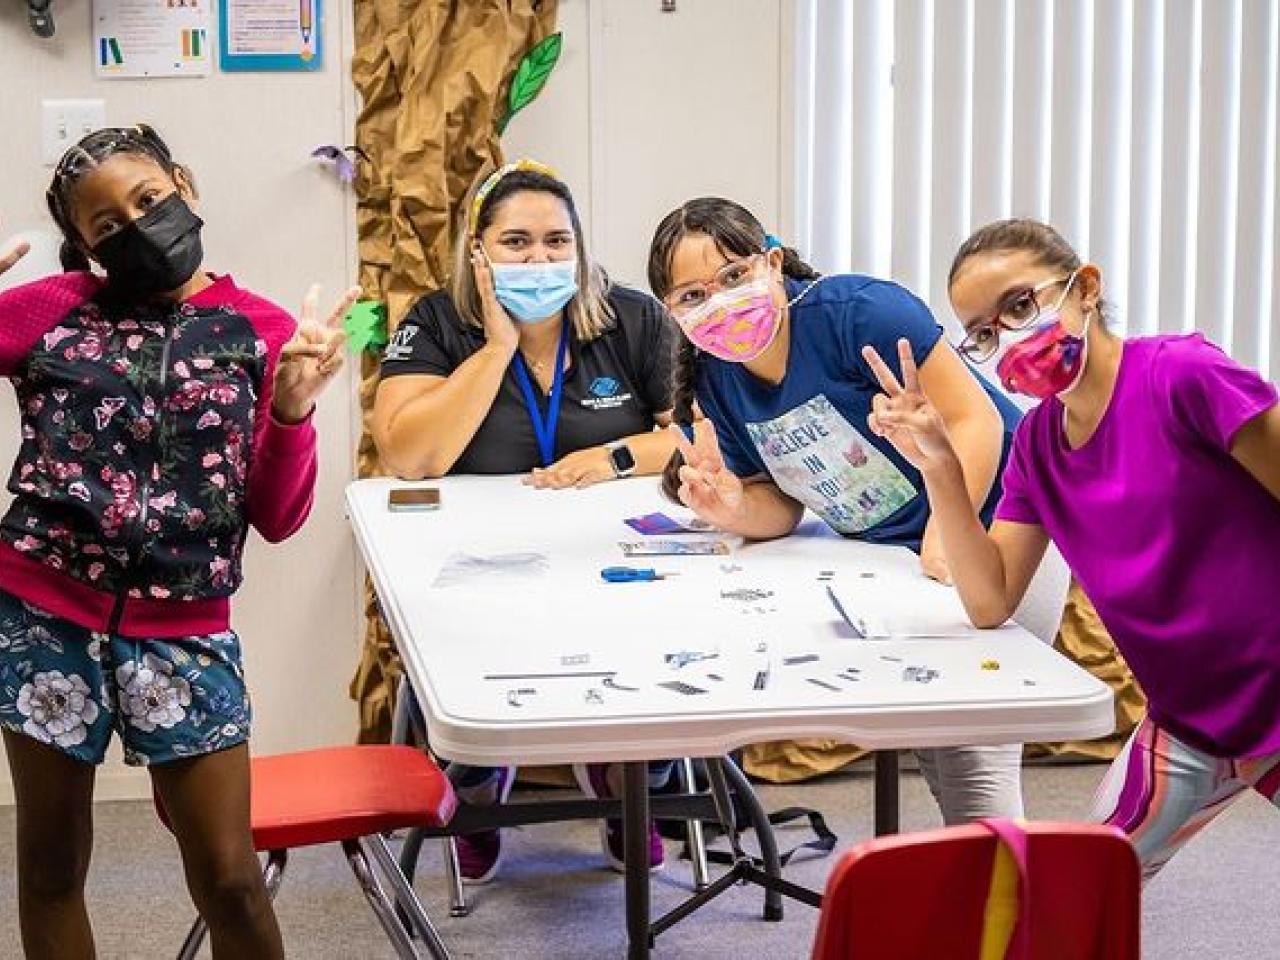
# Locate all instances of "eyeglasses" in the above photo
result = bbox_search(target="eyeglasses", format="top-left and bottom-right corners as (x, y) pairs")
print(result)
(956, 273), (1076, 362)
(663, 254), (767, 317)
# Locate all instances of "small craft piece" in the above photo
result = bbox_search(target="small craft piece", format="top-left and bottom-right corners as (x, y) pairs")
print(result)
(981, 659), (1001, 671)
(343, 300), (389, 355)
(664, 650), (719, 669)
(783, 654), (819, 666)
(311, 145), (367, 184)
(658, 680), (708, 696)
(721, 588), (774, 602)
(903, 666), (941, 684)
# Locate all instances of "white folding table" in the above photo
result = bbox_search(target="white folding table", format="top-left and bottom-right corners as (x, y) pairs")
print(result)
(346, 476), (1113, 959)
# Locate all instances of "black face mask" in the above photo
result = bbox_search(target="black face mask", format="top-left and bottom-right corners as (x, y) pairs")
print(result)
(93, 192), (204, 296)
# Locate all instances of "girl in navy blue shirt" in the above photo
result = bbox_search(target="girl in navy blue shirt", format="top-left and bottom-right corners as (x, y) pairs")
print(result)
(648, 197), (1026, 824)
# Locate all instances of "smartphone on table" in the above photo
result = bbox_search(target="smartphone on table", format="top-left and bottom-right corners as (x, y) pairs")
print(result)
(388, 487), (441, 512)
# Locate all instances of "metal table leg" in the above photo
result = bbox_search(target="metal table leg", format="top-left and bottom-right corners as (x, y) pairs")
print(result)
(718, 756), (784, 921)
(874, 749), (900, 836)
(678, 758), (711, 891)
(623, 761), (652, 960)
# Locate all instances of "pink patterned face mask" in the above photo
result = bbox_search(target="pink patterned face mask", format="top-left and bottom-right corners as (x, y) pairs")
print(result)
(676, 278), (780, 363)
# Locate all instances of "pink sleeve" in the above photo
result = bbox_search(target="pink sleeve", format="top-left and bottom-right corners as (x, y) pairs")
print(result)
(1159, 334), (1279, 451)
(238, 292), (318, 544)
(0, 273), (100, 375)
(994, 417), (1041, 526)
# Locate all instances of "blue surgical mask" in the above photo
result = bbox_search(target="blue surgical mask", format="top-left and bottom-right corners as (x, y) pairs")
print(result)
(490, 260), (579, 322)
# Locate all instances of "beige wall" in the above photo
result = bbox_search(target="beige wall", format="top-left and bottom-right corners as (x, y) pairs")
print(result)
(0, 0), (786, 802)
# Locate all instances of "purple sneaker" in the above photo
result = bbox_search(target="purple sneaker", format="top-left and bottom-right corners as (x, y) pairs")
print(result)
(452, 766), (515, 885)
(573, 763), (665, 873)
(456, 829), (503, 885)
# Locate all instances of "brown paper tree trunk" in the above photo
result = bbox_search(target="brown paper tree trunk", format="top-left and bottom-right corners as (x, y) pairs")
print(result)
(348, 0), (559, 742)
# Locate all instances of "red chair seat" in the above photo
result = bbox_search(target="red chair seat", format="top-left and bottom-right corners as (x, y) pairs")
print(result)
(248, 745), (457, 851)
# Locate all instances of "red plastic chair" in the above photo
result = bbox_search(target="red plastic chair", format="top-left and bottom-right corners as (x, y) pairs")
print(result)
(811, 820), (1139, 960)
(159, 745), (458, 960)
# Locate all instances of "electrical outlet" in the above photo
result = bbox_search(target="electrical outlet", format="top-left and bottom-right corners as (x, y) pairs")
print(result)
(42, 100), (107, 166)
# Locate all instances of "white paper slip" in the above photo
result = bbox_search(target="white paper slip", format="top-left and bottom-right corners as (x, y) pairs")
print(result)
(826, 580), (976, 638)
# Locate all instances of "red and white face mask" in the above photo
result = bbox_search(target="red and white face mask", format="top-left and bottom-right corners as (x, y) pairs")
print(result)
(990, 276), (1090, 399)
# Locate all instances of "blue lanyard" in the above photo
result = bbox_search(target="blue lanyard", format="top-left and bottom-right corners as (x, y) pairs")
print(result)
(511, 321), (570, 467)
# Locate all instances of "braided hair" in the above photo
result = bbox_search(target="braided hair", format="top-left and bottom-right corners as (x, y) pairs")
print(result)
(646, 197), (819, 502)
(46, 124), (193, 272)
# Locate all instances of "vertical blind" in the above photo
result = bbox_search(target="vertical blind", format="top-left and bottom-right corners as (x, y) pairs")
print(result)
(791, 0), (1280, 379)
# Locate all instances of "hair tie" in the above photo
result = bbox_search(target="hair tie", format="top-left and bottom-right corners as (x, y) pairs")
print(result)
(470, 158), (561, 232)
(763, 233), (784, 251)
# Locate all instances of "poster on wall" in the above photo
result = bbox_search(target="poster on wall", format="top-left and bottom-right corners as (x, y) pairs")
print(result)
(93, 0), (212, 79)
(218, 0), (323, 72)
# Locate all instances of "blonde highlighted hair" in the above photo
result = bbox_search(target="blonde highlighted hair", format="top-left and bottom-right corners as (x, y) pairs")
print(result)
(449, 160), (614, 341)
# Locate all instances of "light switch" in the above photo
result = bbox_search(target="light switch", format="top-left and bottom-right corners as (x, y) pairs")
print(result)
(41, 100), (107, 166)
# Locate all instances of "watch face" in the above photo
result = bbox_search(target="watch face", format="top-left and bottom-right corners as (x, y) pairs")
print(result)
(611, 444), (637, 473)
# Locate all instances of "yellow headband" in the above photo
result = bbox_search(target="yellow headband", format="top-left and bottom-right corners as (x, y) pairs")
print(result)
(469, 158), (560, 232)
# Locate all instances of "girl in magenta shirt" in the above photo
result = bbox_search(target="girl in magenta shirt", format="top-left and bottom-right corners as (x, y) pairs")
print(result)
(864, 218), (1280, 880)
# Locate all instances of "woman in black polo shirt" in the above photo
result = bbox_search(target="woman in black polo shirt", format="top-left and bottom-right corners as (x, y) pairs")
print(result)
(375, 159), (676, 487)
(372, 160), (676, 884)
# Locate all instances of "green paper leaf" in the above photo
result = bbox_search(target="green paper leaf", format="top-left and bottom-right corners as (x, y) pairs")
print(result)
(343, 300), (388, 354)
(499, 32), (563, 134)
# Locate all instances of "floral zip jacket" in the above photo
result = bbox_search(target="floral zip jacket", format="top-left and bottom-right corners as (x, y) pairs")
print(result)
(0, 273), (316, 638)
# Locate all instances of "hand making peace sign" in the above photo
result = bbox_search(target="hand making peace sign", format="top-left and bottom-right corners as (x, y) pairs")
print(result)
(0, 221), (30, 278)
(272, 283), (362, 424)
(667, 419), (748, 529)
(861, 338), (957, 471)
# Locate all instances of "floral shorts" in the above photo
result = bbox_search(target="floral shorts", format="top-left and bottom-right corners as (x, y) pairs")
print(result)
(0, 589), (251, 766)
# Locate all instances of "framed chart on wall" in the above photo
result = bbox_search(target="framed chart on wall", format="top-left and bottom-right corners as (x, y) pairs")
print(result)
(218, 0), (322, 72)
(93, 0), (212, 79)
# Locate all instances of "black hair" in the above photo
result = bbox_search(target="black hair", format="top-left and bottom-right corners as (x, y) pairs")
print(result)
(45, 124), (193, 272)
(646, 197), (819, 502)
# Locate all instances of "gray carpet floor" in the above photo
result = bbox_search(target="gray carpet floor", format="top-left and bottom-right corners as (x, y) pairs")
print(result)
(0, 762), (1275, 959)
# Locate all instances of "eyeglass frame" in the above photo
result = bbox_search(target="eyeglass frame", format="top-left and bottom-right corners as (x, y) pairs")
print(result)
(662, 252), (771, 318)
(955, 271), (1078, 362)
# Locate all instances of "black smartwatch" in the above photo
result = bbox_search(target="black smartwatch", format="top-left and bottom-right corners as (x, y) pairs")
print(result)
(605, 440), (636, 478)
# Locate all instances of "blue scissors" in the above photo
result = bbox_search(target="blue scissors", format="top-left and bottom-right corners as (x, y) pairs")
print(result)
(600, 566), (678, 583)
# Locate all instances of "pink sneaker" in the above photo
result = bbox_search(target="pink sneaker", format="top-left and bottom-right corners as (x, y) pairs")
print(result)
(573, 763), (665, 873)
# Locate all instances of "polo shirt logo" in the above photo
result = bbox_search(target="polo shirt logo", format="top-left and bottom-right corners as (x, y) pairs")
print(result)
(581, 374), (632, 411)
(590, 376), (619, 398)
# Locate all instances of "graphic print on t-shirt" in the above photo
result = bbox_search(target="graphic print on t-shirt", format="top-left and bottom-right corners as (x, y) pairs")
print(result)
(745, 394), (917, 534)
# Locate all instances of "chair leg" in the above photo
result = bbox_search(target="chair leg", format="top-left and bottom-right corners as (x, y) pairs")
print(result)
(175, 849), (289, 960)
(175, 915), (207, 960)
(442, 837), (470, 917)
(263, 849), (288, 898)
(344, 839), (426, 959)
(365, 835), (452, 960)
(678, 758), (711, 891)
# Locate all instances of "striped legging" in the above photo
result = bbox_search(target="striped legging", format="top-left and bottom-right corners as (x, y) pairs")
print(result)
(1089, 715), (1280, 881)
